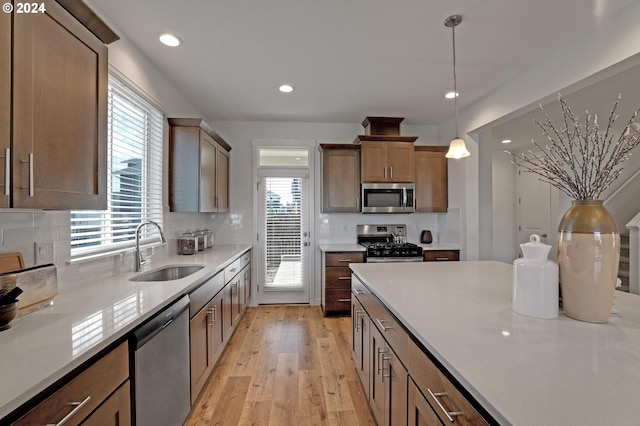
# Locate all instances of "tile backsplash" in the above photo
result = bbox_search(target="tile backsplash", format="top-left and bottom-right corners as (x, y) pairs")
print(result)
(0, 209), (225, 292)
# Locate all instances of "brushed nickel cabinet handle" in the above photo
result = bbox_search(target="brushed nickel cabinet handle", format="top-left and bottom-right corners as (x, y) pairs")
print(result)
(376, 318), (394, 332)
(427, 388), (464, 423)
(46, 395), (92, 426)
(384, 167), (387, 178)
(1, 148), (8, 195)
(354, 289), (364, 295)
(390, 166), (393, 179)
(338, 276), (350, 280)
(337, 298), (351, 302)
(338, 259), (352, 262)
(436, 257), (449, 261)
(208, 307), (215, 326)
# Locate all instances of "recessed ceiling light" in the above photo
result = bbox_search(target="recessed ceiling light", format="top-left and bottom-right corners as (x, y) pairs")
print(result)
(159, 33), (182, 47)
(445, 91), (459, 99)
(501, 139), (512, 144)
(279, 84), (294, 93)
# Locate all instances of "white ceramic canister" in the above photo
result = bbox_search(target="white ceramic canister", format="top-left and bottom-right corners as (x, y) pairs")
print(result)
(513, 234), (559, 319)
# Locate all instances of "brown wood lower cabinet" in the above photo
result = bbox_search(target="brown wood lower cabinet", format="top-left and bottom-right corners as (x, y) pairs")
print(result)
(423, 250), (460, 262)
(14, 342), (130, 425)
(322, 251), (364, 315)
(352, 275), (488, 426)
(189, 250), (252, 404)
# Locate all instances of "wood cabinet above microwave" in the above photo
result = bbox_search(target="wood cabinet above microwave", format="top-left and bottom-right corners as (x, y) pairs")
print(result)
(169, 118), (231, 213)
(355, 136), (417, 183)
(1, 0), (117, 209)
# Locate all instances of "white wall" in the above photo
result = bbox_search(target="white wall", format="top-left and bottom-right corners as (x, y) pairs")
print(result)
(444, 1), (640, 260)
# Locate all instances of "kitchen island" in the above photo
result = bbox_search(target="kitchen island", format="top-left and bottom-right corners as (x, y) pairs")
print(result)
(350, 261), (640, 425)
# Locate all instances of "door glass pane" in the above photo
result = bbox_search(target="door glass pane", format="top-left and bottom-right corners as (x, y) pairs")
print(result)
(263, 177), (305, 289)
(259, 148), (308, 166)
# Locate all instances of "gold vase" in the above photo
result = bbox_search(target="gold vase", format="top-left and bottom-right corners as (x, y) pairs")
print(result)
(558, 200), (620, 323)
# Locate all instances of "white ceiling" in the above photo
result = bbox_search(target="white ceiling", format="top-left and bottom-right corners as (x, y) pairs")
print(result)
(88, 0), (637, 127)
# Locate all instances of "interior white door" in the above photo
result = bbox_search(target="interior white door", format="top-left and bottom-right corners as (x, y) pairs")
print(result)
(517, 166), (552, 253)
(257, 172), (310, 304)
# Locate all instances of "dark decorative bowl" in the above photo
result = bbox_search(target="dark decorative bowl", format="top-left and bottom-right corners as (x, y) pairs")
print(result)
(0, 301), (18, 331)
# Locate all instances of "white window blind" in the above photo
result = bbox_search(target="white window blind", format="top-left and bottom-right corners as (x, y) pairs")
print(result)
(264, 176), (305, 288)
(70, 73), (164, 258)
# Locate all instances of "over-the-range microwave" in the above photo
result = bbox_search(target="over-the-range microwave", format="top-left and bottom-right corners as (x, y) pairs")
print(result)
(361, 183), (415, 213)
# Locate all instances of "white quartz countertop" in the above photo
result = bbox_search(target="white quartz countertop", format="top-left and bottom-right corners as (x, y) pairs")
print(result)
(0, 244), (251, 420)
(417, 242), (460, 251)
(350, 261), (640, 426)
(319, 244), (366, 252)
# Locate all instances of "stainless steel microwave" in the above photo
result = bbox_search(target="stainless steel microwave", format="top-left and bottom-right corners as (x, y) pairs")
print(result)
(361, 183), (415, 213)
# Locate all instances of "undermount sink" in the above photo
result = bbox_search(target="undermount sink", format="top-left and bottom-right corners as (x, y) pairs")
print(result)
(130, 265), (204, 282)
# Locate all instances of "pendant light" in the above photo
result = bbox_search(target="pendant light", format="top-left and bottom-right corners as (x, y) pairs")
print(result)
(444, 15), (470, 159)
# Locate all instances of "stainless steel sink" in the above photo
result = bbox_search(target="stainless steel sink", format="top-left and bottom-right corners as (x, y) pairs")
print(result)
(130, 265), (204, 282)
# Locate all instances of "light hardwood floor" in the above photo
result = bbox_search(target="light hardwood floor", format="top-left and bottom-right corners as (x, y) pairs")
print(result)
(185, 305), (375, 426)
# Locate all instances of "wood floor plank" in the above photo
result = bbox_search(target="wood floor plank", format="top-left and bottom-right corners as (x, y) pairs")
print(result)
(186, 305), (375, 426)
(268, 352), (299, 426)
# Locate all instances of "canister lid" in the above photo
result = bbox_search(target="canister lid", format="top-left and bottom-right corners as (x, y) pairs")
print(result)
(520, 234), (551, 260)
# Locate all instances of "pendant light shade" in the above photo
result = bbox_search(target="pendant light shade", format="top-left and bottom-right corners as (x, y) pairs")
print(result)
(446, 137), (470, 159)
(444, 14), (470, 159)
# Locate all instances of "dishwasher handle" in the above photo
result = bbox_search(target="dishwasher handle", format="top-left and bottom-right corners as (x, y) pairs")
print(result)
(131, 295), (190, 349)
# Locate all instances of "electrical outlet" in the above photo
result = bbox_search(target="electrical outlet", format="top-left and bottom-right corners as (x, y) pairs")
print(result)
(35, 241), (55, 264)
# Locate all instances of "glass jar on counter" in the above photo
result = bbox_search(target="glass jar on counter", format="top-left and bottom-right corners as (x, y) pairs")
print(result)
(195, 231), (206, 251)
(178, 233), (198, 255)
(204, 229), (214, 248)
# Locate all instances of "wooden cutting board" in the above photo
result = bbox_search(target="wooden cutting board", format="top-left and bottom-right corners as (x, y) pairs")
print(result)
(0, 252), (25, 274)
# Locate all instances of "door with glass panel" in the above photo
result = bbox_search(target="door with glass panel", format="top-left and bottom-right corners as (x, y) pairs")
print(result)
(257, 171), (310, 304)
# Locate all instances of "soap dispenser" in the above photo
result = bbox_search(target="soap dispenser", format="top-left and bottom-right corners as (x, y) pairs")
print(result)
(513, 234), (559, 319)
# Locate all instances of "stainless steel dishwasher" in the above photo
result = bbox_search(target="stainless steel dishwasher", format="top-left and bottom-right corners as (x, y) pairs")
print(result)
(130, 294), (191, 426)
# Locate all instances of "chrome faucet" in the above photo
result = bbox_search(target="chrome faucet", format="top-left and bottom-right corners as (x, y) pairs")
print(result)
(134, 221), (166, 272)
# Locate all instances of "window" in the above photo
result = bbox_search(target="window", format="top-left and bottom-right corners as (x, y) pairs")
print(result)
(70, 73), (163, 259)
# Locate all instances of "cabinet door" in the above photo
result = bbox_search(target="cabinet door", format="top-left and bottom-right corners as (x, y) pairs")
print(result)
(190, 304), (215, 403)
(361, 142), (387, 182)
(13, 0), (107, 209)
(409, 378), (443, 426)
(223, 283), (234, 342)
(216, 146), (230, 212)
(210, 292), (225, 360)
(231, 277), (242, 325)
(199, 131), (218, 212)
(385, 346), (408, 426)
(415, 148), (448, 212)
(352, 297), (370, 399)
(387, 142), (415, 182)
(322, 148), (361, 212)
(369, 324), (386, 425)
(244, 264), (252, 305)
(82, 381), (131, 426)
(0, 9), (9, 208)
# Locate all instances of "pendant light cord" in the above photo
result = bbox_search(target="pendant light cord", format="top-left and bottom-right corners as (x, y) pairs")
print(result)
(452, 21), (459, 139)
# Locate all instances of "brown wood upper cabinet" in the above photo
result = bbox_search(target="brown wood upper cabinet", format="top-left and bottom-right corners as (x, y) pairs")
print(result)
(169, 118), (231, 213)
(360, 140), (415, 183)
(320, 144), (361, 213)
(2, 0), (117, 209)
(414, 146), (448, 212)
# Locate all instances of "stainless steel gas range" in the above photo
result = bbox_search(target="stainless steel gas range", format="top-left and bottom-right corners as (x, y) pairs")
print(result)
(357, 224), (423, 262)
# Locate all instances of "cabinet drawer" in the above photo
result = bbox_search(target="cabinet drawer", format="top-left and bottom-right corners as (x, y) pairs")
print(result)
(190, 272), (224, 317)
(15, 342), (129, 426)
(408, 340), (487, 425)
(326, 267), (352, 289)
(424, 250), (460, 262)
(325, 288), (352, 312)
(326, 251), (364, 267)
(365, 295), (409, 364)
(225, 258), (242, 283)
